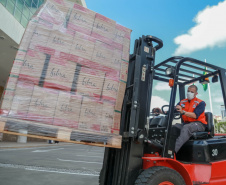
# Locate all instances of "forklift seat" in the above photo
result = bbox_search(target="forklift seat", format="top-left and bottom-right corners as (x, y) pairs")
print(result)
(190, 112), (214, 140)
(149, 116), (167, 128)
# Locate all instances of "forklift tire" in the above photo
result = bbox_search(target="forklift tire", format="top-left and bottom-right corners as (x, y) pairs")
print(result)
(134, 166), (185, 185)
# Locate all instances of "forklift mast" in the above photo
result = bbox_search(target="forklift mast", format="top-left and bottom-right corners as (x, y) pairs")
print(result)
(100, 35), (163, 185)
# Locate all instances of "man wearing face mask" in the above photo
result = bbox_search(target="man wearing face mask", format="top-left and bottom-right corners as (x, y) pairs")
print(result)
(174, 85), (207, 153)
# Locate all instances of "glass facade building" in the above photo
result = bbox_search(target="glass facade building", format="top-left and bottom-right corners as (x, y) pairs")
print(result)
(0, 0), (44, 27)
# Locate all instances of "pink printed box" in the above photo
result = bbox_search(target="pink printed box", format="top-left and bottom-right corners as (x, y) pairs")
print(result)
(91, 13), (116, 44)
(53, 91), (82, 128)
(38, 0), (70, 28)
(27, 86), (59, 124)
(91, 40), (114, 69)
(113, 24), (132, 50)
(29, 27), (51, 50)
(76, 66), (106, 98)
(19, 50), (47, 85)
(67, 3), (96, 35)
(9, 81), (35, 119)
(78, 97), (103, 131)
(115, 81), (126, 112)
(100, 101), (115, 133)
(46, 30), (74, 54)
(70, 32), (96, 61)
(43, 55), (77, 92)
(112, 111), (121, 135)
(102, 75), (119, 102)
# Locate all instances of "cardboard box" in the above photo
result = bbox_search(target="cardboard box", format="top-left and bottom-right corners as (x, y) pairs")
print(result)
(39, 0), (69, 26)
(11, 50), (27, 76)
(70, 32), (95, 60)
(44, 56), (77, 91)
(18, 22), (37, 51)
(120, 60), (129, 82)
(122, 45), (130, 62)
(91, 40), (113, 68)
(5, 76), (18, 91)
(78, 97), (102, 131)
(115, 81), (126, 111)
(29, 27), (51, 50)
(100, 101), (114, 133)
(9, 81), (34, 118)
(111, 48), (122, 71)
(91, 13), (116, 44)
(27, 86), (59, 124)
(53, 91), (82, 128)
(76, 66), (105, 98)
(19, 50), (47, 85)
(113, 24), (131, 50)
(102, 76), (119, 102)
(112, 111), (121, 135)
(68, 3), (96, 35)
(47, 30), (74, 54)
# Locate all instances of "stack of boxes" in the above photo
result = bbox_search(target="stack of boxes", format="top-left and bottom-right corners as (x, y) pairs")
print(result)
(0, 0), (131, 140)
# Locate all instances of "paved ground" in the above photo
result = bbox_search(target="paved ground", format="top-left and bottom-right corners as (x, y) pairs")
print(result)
(0, 142), (105, 185)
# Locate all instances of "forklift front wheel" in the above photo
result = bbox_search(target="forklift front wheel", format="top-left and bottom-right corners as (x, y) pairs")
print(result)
(134, 166), (185, 185)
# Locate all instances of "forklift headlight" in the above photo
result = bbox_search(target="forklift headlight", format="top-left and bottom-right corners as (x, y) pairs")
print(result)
(165, 67), (175, 77)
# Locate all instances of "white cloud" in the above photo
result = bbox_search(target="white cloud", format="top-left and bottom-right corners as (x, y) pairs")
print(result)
(174, 1), (226, 55)
(154, 82), (171, 91)
(150, 96), (169, 109)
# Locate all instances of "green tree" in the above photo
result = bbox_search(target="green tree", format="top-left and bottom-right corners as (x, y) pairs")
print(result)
(215, 122), (226, 133)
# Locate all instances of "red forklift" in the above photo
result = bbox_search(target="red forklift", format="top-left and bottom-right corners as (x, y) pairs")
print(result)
(99, 35), (226, 185)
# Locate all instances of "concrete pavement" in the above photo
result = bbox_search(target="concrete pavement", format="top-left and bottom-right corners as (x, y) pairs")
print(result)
(0, 141), (73, 149)
(0, 142), (105, 185)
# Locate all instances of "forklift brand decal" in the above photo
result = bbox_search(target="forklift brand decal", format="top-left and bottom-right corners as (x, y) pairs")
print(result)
(144, 46), (149, 53)
(212, 149), (218, 156)
(141, 65), (146, 81)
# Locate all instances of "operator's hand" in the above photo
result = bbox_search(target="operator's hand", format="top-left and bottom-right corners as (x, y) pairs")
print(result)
(176, 105), (183, 114)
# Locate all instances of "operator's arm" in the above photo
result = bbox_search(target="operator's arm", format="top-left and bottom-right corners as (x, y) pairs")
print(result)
(176, 101), (205, 119)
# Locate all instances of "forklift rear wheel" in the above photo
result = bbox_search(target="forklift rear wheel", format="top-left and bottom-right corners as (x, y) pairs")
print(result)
(134, 166), (185, 185)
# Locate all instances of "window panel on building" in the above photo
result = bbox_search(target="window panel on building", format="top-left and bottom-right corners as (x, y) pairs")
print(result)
(6, 0), (15, 15)
(0, 0), (7, 6)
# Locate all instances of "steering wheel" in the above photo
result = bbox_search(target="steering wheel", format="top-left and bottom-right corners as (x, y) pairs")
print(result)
(161, 105), (181, 120)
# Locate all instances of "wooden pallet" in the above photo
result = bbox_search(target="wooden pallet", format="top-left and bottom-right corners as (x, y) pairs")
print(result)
(0, 117), (121, 149)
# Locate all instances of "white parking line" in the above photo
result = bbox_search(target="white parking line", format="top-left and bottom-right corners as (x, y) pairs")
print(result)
(57, 158), (103, 165)
(0, 163), (99, 176)
(32, 148), (65, 153)
(76, 155), (103, 158)
(0, 145), (86, 152)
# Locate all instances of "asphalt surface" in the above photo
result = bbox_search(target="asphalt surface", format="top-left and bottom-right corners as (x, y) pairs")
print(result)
(0, 143), (105, 185)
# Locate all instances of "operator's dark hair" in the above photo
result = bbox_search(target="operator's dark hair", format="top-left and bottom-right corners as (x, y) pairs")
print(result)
(188, 85), (198, 92)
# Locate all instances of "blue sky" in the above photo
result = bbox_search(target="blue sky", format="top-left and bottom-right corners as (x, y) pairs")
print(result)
(86, 0), (226, 116)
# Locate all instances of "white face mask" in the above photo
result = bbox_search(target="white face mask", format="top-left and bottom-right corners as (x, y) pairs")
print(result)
(187, 92), (195, 100)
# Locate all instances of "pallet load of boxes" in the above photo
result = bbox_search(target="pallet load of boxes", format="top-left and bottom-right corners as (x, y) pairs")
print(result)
(0, 0), (131, 148)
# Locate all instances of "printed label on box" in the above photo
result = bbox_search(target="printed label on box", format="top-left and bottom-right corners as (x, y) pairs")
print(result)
(76, 66), (105, 98)
(27, 86), (59, 124)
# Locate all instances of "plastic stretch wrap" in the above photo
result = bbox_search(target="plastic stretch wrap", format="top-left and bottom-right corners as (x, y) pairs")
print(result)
(0, 0), (131, 148)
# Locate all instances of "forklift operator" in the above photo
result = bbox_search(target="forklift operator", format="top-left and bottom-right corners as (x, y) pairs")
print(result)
(174, 84), (207, 153)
